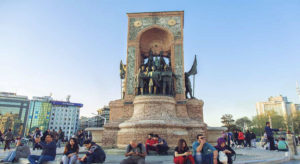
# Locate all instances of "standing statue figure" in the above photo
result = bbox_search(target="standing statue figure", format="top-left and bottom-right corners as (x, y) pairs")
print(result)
(146, 49), (154, 70)
(185, 73), (193, 98)
(161, 65), (177, 95)
(135, 68), (141, 95)
(138, 65), (148, 95)
(120, 60), (126, 79)
(148, 66), (161, 94)
(154, 56), (160, 70)
(159, 51), (166, 71)
(185, 55), (197, 99)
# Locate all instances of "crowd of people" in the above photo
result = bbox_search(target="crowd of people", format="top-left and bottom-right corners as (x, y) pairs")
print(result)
(0, 121), (297, 164)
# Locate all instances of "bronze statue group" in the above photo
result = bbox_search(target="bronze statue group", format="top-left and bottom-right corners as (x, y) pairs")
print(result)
(135, 49), (177, 96)
(120, 49), (196, 98)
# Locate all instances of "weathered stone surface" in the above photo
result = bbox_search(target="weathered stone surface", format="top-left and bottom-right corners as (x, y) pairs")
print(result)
(129, 16), (182, 41)
(207, 126), (227, 145)
(116, 96), (206, 148)
(186, 99), (204, 122)
(86, 127), (103, 144)
(126, 46), (136, 95)
(174, 44), (184, 94)
(108, 99), (133, 122)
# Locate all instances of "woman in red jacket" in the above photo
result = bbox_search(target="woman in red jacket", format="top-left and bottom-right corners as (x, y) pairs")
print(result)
(238, 130), (245, 148)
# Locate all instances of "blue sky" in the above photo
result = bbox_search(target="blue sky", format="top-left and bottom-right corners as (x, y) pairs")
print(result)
(0, 0), (299, 126)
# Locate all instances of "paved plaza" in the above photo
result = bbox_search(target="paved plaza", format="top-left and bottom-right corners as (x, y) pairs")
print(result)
(1, 145), (299, 164)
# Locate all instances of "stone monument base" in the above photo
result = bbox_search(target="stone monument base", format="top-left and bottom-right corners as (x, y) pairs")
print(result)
(102, 95), (207, 148)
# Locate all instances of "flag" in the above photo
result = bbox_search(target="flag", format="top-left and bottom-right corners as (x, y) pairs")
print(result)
(187, 55), (197, 76)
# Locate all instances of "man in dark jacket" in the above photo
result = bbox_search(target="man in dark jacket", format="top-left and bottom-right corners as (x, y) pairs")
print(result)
(245, 130), (251, 147)
(4, 129), (13, 151)
(265, 122), (280, 150)
(41, 129), (50, 142)
(78, 140), (106, 164)
(28, 134), (57, 164)
(250, 131), (257, 148)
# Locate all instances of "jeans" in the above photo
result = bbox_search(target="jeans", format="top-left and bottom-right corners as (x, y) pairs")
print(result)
(194, 153), (202, 164)
(201, 153), (214, 164)
(2, 151), (16, 162)
(28, 155), (55, 164)
(62, 154), (78, 164)
(57, 139), (62, 148)
(251, 139), (256, 147)
(267, 136), (276, 150)
(4, 140), (11, 150)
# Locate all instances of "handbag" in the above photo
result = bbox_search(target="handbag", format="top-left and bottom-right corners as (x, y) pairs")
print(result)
(218, 151), (228, 163)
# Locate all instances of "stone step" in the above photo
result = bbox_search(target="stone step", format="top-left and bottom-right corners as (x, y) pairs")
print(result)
(19, 158), (58, 164)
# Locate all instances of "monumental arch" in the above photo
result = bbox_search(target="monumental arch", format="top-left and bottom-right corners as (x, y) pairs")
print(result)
(101, 11), (209, 148)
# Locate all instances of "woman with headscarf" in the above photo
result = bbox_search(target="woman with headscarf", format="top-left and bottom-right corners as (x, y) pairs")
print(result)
(214, 138), (235, 164)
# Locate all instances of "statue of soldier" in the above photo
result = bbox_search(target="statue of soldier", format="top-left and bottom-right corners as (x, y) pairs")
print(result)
(161, 65), (177, 95)
(185, 73), (193, 99)
(138, 65), (148, 95)
(148, 66), (161, 94)
(159, 51), (166, 71)
(146, 49), (154, 70)
(135, 68), (141, 95)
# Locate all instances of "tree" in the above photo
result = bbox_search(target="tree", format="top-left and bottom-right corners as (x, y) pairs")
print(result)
(235, 117), (252, 131)
(252, 110), (286, 136)
(221, 114), (236, 131)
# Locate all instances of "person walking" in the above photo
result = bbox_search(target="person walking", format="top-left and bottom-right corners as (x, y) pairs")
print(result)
(4, 129), (13, 151)
(265, 122), (280, 150)
(57, 129), (64, 148)
(245, 130), (251, 147)
(237, 130), (245, 148)
(250, 131), (256, 148)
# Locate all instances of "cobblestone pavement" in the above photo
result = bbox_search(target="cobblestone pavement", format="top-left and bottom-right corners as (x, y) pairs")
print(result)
(0, 146), (293, 164)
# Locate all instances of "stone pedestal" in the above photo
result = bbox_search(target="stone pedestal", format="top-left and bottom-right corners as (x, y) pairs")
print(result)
(85, 127), (104, 144)
(207, 127), (227, 145)
(116, 96), (206, 147)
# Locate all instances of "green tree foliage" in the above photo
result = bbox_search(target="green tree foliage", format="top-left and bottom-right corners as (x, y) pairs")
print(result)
(235, 117), (252, 131)
(221, 114), (236, 131)
(252, 110), (286, 136)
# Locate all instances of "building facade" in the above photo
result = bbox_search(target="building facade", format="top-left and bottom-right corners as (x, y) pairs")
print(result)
(256, 95), (300, 116)
(25, 96), (52, 135)
(79, 116), (89, 130)
(97, 106), (110, 126)
(0, 92), (30, 136)
(48, 101), (83, 140)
